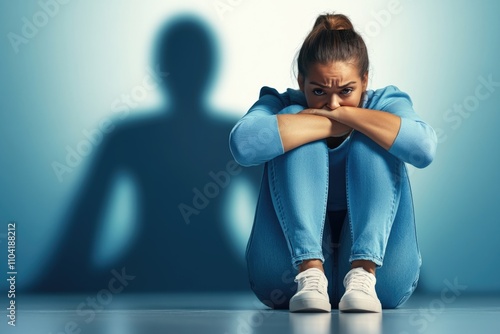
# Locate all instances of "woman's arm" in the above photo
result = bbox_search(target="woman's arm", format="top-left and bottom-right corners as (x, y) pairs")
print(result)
(301, 107), (436, 168)
(301, 107), (400, 150)
(301, 86), (437, 168)
(277, 113), (351, 152)
(230, 104), (348, 167)
(230, 87), (350, 166)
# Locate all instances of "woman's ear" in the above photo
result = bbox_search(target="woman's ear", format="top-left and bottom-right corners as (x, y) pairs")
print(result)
(298, 73), (305, 91)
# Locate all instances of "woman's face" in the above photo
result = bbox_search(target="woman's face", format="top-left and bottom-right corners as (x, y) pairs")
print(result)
(299, 61), (368, 110)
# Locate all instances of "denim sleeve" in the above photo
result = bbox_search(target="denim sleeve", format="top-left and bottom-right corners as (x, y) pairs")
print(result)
(229, 87), (289, 167)
(368, 86), (437, 168)
(389, 117), (437, 168)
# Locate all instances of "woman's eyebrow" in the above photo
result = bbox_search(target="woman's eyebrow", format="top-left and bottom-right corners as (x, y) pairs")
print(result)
(310, 81), (356, 88)
(338, 81), (356, 88)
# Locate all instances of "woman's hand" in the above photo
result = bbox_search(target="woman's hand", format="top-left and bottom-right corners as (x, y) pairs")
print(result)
(299, 108), (352, 138)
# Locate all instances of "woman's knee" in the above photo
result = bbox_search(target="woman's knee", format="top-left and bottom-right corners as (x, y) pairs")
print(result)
(348, 131), (391, 158)
(276, 139), (328, 162)
(347, 131), (405, 181)
(267, 140), (329, 179)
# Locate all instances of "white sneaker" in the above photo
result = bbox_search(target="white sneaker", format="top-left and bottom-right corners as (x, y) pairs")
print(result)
(339, 267), (382, 313)
(289, 268), (331, 312)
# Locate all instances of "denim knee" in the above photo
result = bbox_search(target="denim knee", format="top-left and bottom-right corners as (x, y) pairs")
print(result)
(348, 130), (394, 159)
(248, 269), (296, 309)
(347, 130), (405, 183)
(379, 272), (420, 309)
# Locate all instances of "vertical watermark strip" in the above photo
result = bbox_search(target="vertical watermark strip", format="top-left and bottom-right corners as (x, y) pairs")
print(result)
(6, 221), (17, 327)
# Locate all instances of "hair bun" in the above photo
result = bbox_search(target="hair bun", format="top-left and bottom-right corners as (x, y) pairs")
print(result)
(314, 13), (354, 31)
(297, 12), (369, 78)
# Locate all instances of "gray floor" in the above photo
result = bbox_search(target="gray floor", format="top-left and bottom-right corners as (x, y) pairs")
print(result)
(2, 293), (500, 334)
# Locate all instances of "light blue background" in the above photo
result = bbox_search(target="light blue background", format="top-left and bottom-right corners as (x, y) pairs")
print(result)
(1, 0), (499, 293)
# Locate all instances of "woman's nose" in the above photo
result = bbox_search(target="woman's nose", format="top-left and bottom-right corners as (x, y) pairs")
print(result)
(326, 95), (340, 110)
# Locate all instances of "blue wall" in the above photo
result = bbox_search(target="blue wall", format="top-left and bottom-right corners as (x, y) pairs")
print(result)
(0, 0), (499, 294)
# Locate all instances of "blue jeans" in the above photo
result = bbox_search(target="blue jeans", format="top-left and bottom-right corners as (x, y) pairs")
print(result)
(246, 128), (421, 309)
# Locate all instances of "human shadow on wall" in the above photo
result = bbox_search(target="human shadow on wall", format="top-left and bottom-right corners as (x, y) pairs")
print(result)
(32, 15), (261, 293)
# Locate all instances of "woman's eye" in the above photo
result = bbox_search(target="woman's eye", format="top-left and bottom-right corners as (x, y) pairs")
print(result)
(312, 89), (325, 96)
(341, 88), (353, 95)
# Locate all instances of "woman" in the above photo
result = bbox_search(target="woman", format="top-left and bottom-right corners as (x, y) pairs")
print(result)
(229, 13), (436, 313)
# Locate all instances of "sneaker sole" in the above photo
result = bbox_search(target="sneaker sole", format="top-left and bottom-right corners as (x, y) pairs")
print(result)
(339, 298), (382, 313)
(290, 298), (331, 313)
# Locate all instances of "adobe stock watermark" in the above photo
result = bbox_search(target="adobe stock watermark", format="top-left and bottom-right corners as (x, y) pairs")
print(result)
(212, 0), (245, 21)
(436, 74), (500, 145)
(214, 0), (404, 30)
(226, 306), (278, 334)
(7, 0), (73, 54)
(225, 282), (289, 334)
(51, 65), (169, 183)
(6, 222), (17, 327)
(362, 0), (404, 43)
(178, 123), (276, 225)
(48, 267), (135, 334)
(400, 277), (468, 334)
(178, 159), (243, 225)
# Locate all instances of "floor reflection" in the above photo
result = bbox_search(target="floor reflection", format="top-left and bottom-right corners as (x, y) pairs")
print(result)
(290, 313), (332, 334)
(288, 311), (382, 334)
(339, 312), (382, 334)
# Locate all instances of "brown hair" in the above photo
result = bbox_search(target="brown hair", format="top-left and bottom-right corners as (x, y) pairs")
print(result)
(297, 13), (369, 79)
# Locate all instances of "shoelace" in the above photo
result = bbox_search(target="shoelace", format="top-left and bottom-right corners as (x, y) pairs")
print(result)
(296, 271), (327, 293)
(345, 270), (374, 294)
